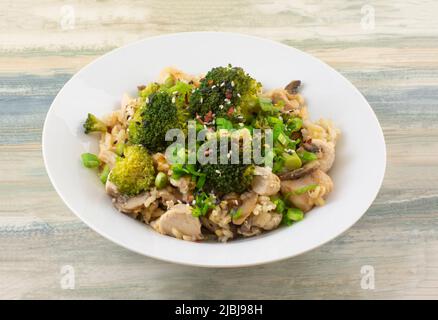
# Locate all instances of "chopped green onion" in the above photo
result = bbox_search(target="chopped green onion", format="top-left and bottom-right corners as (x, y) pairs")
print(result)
(272, 197), (286, 214)
(115, 142), (125, 156)
(192, 192), (215, 217)
(277, 132), (289, 146)
(81, 153), (100, 168)
(298, 150), (318, 163)
(267, 116), (283, 126)
(282, 152), (302, 170)
(170, 164), (185, 179)
(196, 174), (206, 189)
(155, 172), (168, 189)
(293, 184), (319, 195)
(273, 123), (284, 141)
(258, 97), (275, 112)
(272, 157), (285, 173)
(230, 208), (242, 219)
(216, 117), (233, 130)
(99, 164), (110, 184)
(163, 76), (175, 88)
(287, 117), (303, 132)
(286, 208), (304, 222)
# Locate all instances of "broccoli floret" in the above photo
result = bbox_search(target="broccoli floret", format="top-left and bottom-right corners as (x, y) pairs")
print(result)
(128, 91), (188, 152)
(188, 65), (261, 121)
(200, 162), (254, 194)
(109, 145), (155, 196)
(83, 113), (107, 134)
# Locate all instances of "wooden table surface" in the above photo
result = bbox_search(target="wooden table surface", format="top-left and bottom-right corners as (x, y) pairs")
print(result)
(1, 0), (438, 299)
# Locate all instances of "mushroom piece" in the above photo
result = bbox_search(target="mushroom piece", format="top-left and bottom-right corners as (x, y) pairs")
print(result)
(280, 169), (333, 212)
(151, 204), (202, 241)
(284, 80), (301, 94)
(105, 179), (119, 197)
(251, 166), (281, 196)
(232, 192), (258, 225)
(303, 139), (335, 173)
(278, 160), (320, 180)
(113, 192), (150, 213)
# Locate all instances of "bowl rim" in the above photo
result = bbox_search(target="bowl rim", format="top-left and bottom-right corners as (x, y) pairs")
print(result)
(42, 31), (387, 267)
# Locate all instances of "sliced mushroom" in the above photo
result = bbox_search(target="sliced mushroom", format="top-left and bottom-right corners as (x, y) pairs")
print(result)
(284, 80), (301, 94)
(105, 179), (119, 197)
(151, 204), (202, 241)
(113, 192), (150, 213)
(280, 169), (333, 212)
(251, 166), (281, 196)
(278, 160), (320, 180)
(232, 191), (258, 225)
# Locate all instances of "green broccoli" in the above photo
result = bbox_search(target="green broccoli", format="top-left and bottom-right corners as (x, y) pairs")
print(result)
(83, 113), (107, 134)
(128, 91), (188, 152)
(200, 162), (254, 194)
(188, 65), (261, 121)
(109, 145), (155, 196)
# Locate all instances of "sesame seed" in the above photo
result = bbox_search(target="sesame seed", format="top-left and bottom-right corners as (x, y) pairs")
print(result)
(219, 104), (224, 109)
(171, 96), (176, 103)
(231, 81), (235, 87)
(211, 85), (216, 89)
(173, 91), (178, 95)
(192, 200), (196, 205)
(215, 170), (221, 175)
(200, 97), (203, 103)
(239, 123), (244, 127)
(145, 97), (149, 103)
(237, 93), (241, 98)
(220, 82), (225, 87)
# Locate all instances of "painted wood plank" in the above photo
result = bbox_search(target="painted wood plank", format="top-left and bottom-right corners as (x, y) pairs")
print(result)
(0, 0), (438, 299)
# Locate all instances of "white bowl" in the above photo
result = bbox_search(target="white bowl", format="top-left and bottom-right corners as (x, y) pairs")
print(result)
(42, 32), (386, 267)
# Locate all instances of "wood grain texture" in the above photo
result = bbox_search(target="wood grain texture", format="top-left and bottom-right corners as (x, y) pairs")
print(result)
(1, 0), (438, 299)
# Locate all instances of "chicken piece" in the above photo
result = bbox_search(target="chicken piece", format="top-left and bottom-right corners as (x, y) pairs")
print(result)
(170, 176), (194, 195)
(303, 139), (335, 173)
(268, 89), (300, 111)
(251, 211), (282, 230)
(152, 152), (170, 174)
(151, 204), (202, 241)
(232, 192), (258, 225)
(251, 166), (281, 196)
(280, 169), (333, 212)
